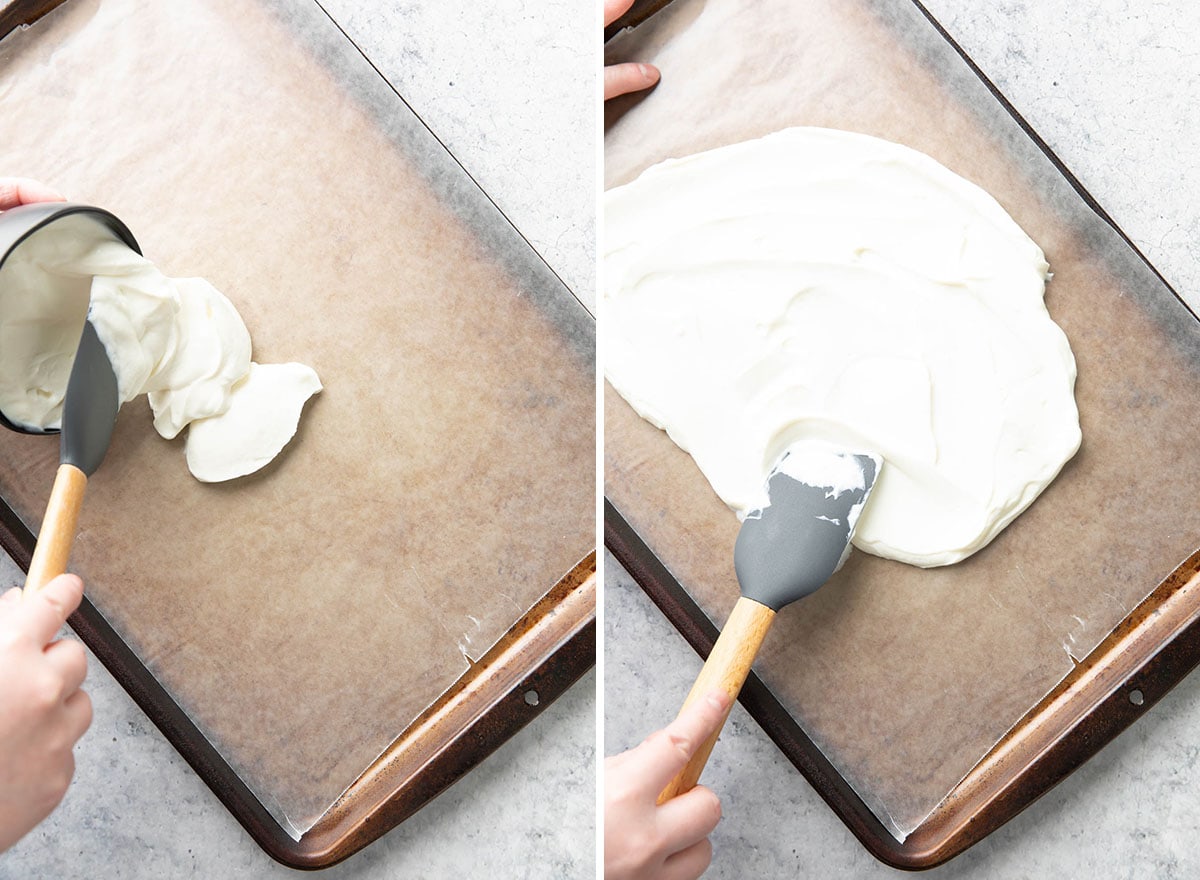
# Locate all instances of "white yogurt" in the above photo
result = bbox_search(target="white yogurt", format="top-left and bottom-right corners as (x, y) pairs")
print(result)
(0, 214), (320, 482)
(604, 127), (1082, 568)
(185, 362), (322, 483)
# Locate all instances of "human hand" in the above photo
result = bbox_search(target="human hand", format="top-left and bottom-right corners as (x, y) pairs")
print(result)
(0, 177), (65, 212)
(604, 690), (729, 880)
(604, 0), (661, 100)
(0, 574), (92, 853)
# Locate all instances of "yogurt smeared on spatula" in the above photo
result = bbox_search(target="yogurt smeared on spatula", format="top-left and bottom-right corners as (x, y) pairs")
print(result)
(0, 214), (320, 482)
(604, 127), (1081, 567)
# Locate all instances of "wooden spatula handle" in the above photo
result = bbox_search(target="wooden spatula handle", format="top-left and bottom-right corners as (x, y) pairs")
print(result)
(24, 463), (88, 595)
(658, 595), (776, 804)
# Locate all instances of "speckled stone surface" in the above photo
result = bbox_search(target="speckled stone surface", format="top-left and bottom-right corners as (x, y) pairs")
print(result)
(604, 4), (1200, 877)
(0, 1), (595, 878)
(316, 0), (596, 312)
(919, 0), (1200, 312)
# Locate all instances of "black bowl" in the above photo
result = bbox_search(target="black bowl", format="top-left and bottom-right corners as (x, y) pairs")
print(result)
(0, 202), (140, 434)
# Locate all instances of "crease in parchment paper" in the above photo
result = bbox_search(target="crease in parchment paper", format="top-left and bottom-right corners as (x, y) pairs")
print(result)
(605, 0), (1200, 841)
(0, 0), (593, 838)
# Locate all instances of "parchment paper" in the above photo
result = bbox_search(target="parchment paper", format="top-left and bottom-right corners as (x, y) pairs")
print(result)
(605, 0), (1200, 840)
(0, 0), (594, 837)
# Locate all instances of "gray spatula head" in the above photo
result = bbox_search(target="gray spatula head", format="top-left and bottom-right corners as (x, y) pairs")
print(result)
(60, 319), (119, 477)
(734, 448), (880, 611)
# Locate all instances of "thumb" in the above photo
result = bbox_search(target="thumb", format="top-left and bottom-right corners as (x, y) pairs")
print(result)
(626, 689), (731, 795)
(0, 177), (66, 211)
(15, 573), (84, 646)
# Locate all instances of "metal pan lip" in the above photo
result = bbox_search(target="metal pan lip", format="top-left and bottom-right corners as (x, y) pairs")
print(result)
(0, 202), (140, 435)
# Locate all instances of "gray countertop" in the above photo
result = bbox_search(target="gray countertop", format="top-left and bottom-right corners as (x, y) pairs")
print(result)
(1, 1), (595, 878)
(922, 0), (1200, 312)
(605, 3), (1200, 878)
(317, 0), (596, 312)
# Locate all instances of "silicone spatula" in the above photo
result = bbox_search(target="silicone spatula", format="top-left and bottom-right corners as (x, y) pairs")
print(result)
(658, 446), (881, 803)
(23, 319), (119, 595)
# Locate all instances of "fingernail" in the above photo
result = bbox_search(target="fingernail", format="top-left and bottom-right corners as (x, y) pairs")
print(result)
(705, 690), (728, 710)
(638, 63), (660, 83)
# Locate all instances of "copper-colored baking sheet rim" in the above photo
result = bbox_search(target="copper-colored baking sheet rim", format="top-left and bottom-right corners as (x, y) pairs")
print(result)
(0, 0), (596, 869)
(603, 3), (1200, 869)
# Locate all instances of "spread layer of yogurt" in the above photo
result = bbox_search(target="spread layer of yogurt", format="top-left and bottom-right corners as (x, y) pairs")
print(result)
(605, 127), (1082, 568)
(0, 214), (321, 482)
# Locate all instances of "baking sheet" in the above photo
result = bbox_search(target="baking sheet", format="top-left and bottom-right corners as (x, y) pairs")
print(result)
(0, 0), (594, 837)
(604, 0), (1200, 841)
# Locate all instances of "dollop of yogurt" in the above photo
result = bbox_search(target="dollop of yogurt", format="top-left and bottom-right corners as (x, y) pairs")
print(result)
(0, 214), (320, 482)
(604, 127), (1082, 568)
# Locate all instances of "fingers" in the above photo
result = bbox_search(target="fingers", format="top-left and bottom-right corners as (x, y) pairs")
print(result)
(603, 0), (660, 102)
(604, 0), (637, 27)
(656, 784), (722, 852)
(62, 688), (93, 743)
(661, 838), (714, 880)
(44, 638), (88, 697)
(16, 574), (84, 646)
(0, 177), (66, 211)
(604, 62), (660, 101)
(627, 690), (730, 794)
